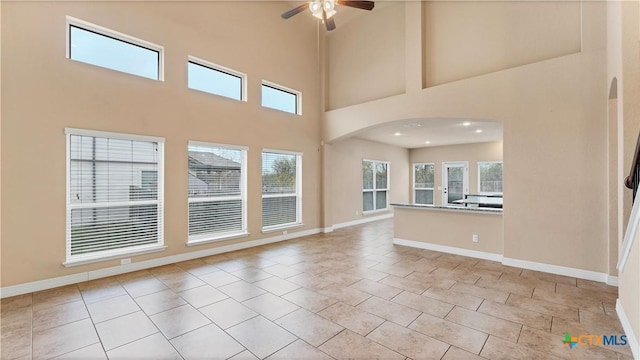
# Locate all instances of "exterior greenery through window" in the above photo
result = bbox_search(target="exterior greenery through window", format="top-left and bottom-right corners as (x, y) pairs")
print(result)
(478, 161), (503, 194)
(65, 129), (164, 263)
(414, 163), (435, 205)
(363, 160), (389, 212)
(188, 142), (247, 243)
(262, 150), (302, 230)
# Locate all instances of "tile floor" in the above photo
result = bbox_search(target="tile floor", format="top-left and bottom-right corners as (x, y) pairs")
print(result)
(0, 219), (632, 359)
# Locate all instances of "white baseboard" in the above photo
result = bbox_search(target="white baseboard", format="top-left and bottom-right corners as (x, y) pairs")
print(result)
(322, 227), (334, 233)
(607, 275), (619, 287)
(333, 213), (393, 230)
(616, 299), (640, 359)
(0, 228), (321, 299)
(502, 257), (613, 284)
(393, 238), (503, 262)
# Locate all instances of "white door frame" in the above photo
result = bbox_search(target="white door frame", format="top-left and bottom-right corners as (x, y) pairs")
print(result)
(442, 161), (469, 207)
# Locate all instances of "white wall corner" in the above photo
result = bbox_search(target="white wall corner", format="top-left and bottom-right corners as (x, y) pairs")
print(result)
(393, 238), (503, 262)
(333, 213), (393, 230)
(322, 227), (334, 233)
(502, 257), (610, 283)
(607, 275), (619, 287)
(616, 299), (640, 360)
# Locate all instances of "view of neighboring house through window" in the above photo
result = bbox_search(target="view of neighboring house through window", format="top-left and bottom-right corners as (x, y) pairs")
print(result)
(187, 142), (247, 243)
(414, 163), (435, 205)
(478, 161), (503, 194)
(67, 17), (162, 80)
(262, 150), (302, 230)
(65, 129), (164, 264)
(363, 160), (389, 212)
(188, 57), (246, 101)
(261, 81), (301, 115)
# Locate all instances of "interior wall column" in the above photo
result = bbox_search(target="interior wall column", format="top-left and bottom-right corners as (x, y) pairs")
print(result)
(405, 1), (423, 93)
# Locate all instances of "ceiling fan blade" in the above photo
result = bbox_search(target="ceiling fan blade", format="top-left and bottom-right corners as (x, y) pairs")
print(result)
(281, 3), (310, 19)
(336, 0), (375, 11)
(325, 16), (336, 31)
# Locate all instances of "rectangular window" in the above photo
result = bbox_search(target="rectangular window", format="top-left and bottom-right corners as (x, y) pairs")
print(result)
(262, 150), (302, 231)
(478, 161), (503, 194)
(363, 160), (389, 212)
(188, 142), (247, 243)
(261, 81), (301, 115)
(65, 128), (164, 265)
(188, 56), (246, 101)
(67, 17), (163, 80)
(414, 163), (435, 205)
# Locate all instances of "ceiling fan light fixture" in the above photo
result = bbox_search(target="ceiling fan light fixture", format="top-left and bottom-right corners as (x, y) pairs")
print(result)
(310, 0), (324, 19)
(323, 0), (337, 18)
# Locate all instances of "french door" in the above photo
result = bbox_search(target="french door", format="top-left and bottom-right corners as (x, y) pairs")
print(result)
(442, 162), (468, 206)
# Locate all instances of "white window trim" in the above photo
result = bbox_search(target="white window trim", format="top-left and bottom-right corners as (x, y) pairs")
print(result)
(187, 141), (248, 245)
(188, 55), (248, 102)
(477, 161), (503, 195)
(64, 128), (165, 266)
(442, 161), (469, 208)
(413, 162), (435, 206)
(261, 80), (302, 115)
(66, 16), (164, 81)
(261, 149), (303, 233)
(363, 159), (390, 214)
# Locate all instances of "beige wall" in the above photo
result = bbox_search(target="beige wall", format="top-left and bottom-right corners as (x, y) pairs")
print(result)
(328, 137), (409, 225)
(1, 1), (322, 287)
(410, 141), (503, 206)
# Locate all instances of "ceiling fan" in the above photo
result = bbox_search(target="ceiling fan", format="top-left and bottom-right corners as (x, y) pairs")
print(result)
(281, 0), (375, 31)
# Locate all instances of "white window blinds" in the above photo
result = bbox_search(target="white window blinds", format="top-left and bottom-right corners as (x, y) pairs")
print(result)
(66, 129), (164, 262)
(262, 150), (301, 230)
(188, 142), (247, 242)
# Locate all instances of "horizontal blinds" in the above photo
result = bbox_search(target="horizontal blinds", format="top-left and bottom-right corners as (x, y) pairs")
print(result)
(262, 151), (298, 228)
(188, 144), (245, 239)
(67, 134), (162, 258)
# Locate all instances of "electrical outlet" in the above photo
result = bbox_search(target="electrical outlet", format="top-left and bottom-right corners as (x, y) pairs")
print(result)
(121, 258), (131, 265)
(472, 234), (479, 243)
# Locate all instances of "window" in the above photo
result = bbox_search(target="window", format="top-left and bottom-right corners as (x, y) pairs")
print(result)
(478, 161), (503, 194)
(188, 56), (246, 101)
(67, 17), (163, 80)
(262, 150), (302, 231)
(261, 81), (301, 115)
(188, 142), (247, 243)
(414, 163), (435, 205)
(65, 128), (164, 265)
(363, 160), (389, 212)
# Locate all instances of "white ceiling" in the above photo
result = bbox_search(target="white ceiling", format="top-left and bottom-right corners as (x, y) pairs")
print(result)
(354, 118), (504, 149)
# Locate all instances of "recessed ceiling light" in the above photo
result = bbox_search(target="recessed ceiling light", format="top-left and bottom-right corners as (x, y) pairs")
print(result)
(394, 132), (401, 136)
(462, 121), (471, 127)
(475, 129), (483, 133)
(424, 141), (431, 144)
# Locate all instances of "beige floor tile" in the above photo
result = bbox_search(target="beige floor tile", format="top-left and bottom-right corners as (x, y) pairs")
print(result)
(52, 343), (107, 360)
(445, 306), (521, 343)
(318, 302), (384, 336)
(408, 313), (488, 354)
(500, 272), (557, 292)
(356, 296), (420, 327)
(1, 293), (32, 313)
(532, 288), (605, 314)
(227, 316), (297, 359)
(476, 277), (534, 298)
(518, 325), (622, 359)
(579, 309), (625, 333)
(282, 288), (338, 312)
(175, 259), (220, 276)
(286, 273), (335, 290)
(474, 260), (523, 275)
(170, 323), (245, 359)
(86, 294), (140, 323)
(364, 253), (401, 265)
(318, 284), (371, 306)
(231, 267), (274, 282)
(77, 278), (128, 304)
(576, 279), (618, 294)
(218, 280), (267, 302)
(149, 304), (211, 339)
(276, 308), (343, 346)
(32, 299), (89, 332)
(370, 262), (415, 277)
(33, 285), (80, 311)
(367, 321), (450, 359)
(267, 339), (334, 360)
(242, 293), (299, 321)
(206, 259), (251, 272)
(94, 311), (158, 350)
(198, 270), (242, 288)
(134, 289), (187, 315)
(199, 298), (258, 329)
(315, 270), (362, 287)
(253, 276), (301, 296)
(1, 329), (32, 359)
(423, 286), (484, 311)
(342, 267), (389, 282)
(430, 267), (481, 284)
(442, 346), (486, 360)
(405, 272), (457, 289)
(480, 335), (562, 360)
(478, 300), (552, 331)
(33, 318), (99, 358)
(556, 283), (618, 303)
(520, 269), (577, 286)
(379, 275), (429, 294)
(229, 350), (260, 360)
(106, 333), (182, 360)
(156, 272), (206, 292)
(507, 293), (579, 322)
(178, 284), (228, 308)
(120, 276), (169, 298)
(450, 282), (510, 303)
(318, 329), (405, 360)
(390, 291), (453, 318)
(349, 279), (402, 300)
(262, 264), (303, 278)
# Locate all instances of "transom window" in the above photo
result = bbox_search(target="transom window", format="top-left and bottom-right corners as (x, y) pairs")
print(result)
(65, 128), (165, 265)
(67, 17), (163, 80)
(261, 81), (301, 115)
(188, 142), (248, 244)
(414, 163), (435, 205)
(188, 56), (246, 101)
(262, 150), (302, 231)
(363, 160), (389, 212)
(478, 161), (503, 194)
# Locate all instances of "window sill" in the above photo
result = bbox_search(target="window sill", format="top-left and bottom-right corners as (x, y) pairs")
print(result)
(187, 232), (250, 247)
(261, 223), (304, 234)
(63, 245), (167, 267)
(363, 208), (389, 215)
